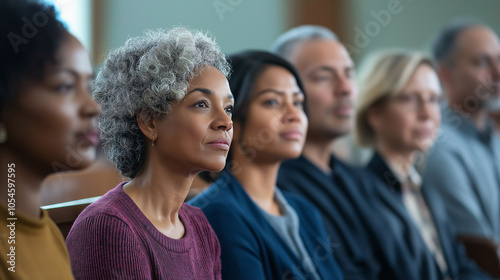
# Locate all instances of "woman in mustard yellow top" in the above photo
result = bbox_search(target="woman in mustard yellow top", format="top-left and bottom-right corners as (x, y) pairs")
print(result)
(0, 0), (100, 279)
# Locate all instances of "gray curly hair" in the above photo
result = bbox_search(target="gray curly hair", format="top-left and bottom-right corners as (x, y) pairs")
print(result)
(93, 27), (231, 178)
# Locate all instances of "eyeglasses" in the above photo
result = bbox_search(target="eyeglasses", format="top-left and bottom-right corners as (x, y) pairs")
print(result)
(390, 93), (442, 110)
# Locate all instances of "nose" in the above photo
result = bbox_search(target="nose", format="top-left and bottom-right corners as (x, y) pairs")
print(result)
(80, 86), (100, 119)
(335, 76), (353, 98)
(211, 107), (233, 131)
(283, 101), (302, 123)
(417, 99), (434, 120)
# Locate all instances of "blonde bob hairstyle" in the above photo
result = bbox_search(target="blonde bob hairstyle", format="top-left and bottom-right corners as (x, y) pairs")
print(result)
(355, 50), (436, 147)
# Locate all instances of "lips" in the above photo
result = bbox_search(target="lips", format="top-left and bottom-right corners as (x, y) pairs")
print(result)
(333, 105), (353, 117)
(207, 138), (231, 150)
(78, 128), (100, 146)
(415, 127), (435, 138)
(331, 99), (354, 117)
(280, 130), (303, 140)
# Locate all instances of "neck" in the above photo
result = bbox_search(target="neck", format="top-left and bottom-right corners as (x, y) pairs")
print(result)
(0, 148), (46, 219)
(376, 142), (415, 178)
(302, 136), (334, 173)
(231, 155), (281, 215)
(490, 111), (500, 135)
(123, 157), (193, 238)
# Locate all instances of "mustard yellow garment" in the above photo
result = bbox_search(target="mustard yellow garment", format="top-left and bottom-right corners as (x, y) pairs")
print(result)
(0, 203), (74, 279)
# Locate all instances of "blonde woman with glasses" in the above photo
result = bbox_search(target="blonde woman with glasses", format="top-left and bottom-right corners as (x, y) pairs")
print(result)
(355, 50), (493, 280)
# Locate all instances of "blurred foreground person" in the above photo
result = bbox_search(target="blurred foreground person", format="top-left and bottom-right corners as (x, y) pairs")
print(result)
(0, 0), (100, 278)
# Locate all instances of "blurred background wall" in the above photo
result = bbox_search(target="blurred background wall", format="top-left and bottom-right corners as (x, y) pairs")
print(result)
(49, 0), (500, 66)
(345, 0), (500, 62)
(46, 0), (500, 163)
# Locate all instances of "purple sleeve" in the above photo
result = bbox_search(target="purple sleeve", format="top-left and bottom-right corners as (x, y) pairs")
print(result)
(212, 223), (222, 280)
(66, 214), (152, 280)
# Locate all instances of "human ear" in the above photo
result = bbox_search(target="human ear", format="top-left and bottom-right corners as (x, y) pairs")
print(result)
(136, 112), (158, 147)
(366, 106), (382, 134)
(436, 64), (452, 90)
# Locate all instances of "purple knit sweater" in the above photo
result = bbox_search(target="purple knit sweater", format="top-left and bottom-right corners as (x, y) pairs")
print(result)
(66, 182), (221, 280)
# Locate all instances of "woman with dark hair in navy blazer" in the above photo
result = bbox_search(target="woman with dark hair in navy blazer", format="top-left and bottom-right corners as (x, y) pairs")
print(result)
(189, 50), (343, 280)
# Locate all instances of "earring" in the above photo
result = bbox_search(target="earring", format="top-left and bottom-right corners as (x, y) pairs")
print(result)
(0, 125), (7, 144)
(152, 135), (155, 147)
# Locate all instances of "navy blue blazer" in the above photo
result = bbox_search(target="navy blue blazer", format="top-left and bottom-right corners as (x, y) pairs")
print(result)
(278, 155), (384, 280)
(367, 152), (493, 280)
(189, 171), (343, 280)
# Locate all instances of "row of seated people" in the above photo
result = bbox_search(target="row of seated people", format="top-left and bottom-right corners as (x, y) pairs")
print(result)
(1, 0), (499, 279)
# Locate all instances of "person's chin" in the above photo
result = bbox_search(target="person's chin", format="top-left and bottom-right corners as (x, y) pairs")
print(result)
(199, 159), (227, 172)
(414, 139), (434, 153)
(277, 148), (303, 161)
(75, 149), (97, 170)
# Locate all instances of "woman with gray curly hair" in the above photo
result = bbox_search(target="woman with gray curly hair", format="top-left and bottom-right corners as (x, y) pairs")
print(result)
(66, 27), (233, 279)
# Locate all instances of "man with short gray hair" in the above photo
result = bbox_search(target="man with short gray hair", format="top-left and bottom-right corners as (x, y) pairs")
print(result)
(273, 26), (387, 280)
(425, 21), (500, 243)
(275, 25), (495, 280)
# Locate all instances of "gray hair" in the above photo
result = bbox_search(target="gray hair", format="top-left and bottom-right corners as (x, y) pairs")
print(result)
(431, 19), (483, 65)
(93, 27), (230, 178)
(270, 25), (338, 59)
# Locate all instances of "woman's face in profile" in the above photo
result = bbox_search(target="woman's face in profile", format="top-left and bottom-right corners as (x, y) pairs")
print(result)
(235, 65), (308, 163)
(2, 33), (100, 173)
(154, 66), (233, 173)
(371, 64), (442, 153)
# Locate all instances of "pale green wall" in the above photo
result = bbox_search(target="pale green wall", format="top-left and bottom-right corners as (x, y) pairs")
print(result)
(344, 0), (500, 63)
(100, 1), (500, 65)
(101, 0), (290, 56)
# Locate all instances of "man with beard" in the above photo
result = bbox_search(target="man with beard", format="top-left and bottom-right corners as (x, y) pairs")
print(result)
(425, 21), (500, 243)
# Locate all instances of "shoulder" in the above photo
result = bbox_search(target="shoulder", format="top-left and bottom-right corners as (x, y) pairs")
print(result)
(336, 158), (368, 177)
(281, 191), (323, 222)
(189, 175), (239, 210)
(66, 210), (140, 260)
(429, 123), (464, 155)
(77, 182), (130, 218)
(337, 160), (381, 194)
(68, 210), (133, 240)
(68, 183), (140, 240)
(425, 128), (468, 171)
